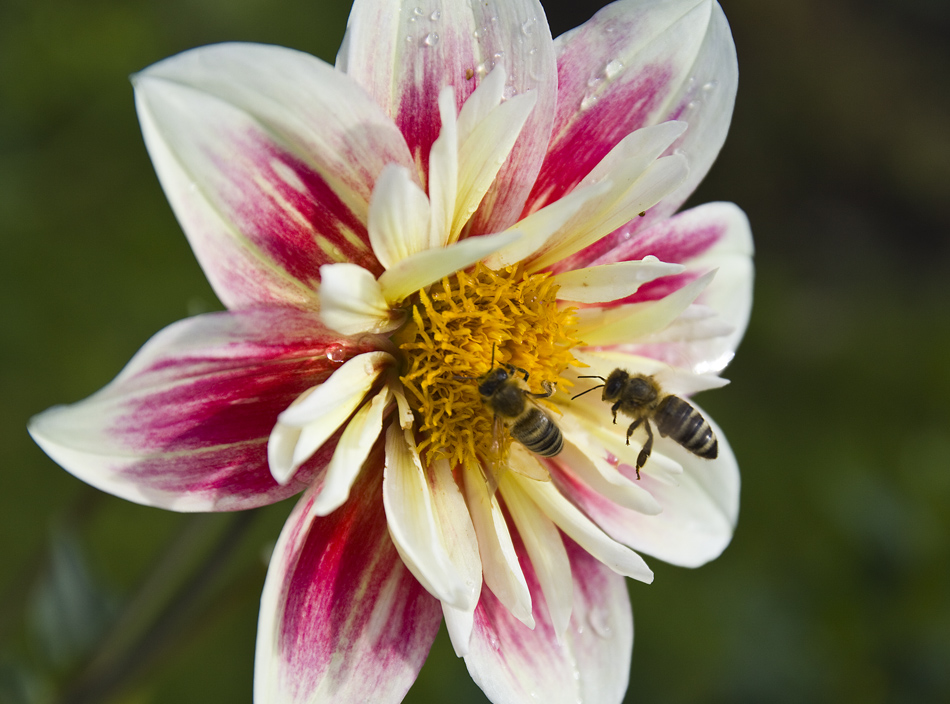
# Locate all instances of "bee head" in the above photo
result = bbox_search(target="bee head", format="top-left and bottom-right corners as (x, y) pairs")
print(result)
(477, 367), (509, 397)
(602, 369), (630, 402)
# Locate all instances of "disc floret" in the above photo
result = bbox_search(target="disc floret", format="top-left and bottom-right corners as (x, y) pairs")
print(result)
(397, 263), (581, 466)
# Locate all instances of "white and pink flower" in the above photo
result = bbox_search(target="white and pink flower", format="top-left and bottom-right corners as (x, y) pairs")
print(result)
(29, 0), (753, 702)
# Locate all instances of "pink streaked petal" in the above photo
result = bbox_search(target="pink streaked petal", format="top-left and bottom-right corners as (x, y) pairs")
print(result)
(587, 202), (753, 372)
(528, 0), (734, 218)
(135, 43), (415, 309)
(255, 462), (442, 704)
(339, 0), (557, 234)
(28, 309), (369, 511)
(465, 536), (632, 704)
(551, 404), (739, 568)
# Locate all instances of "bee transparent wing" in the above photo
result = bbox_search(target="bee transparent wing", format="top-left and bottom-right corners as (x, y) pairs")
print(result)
(507, 442), (552, 482)
(479, 414), (508, 496)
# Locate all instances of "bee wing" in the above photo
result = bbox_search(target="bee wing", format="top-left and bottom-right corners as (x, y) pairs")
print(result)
(507, 443), (551, 482)
(478, 415), (508, 497)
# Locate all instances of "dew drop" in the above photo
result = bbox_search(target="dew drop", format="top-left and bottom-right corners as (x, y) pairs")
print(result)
(586, 75), (603, 89)
(326, 344), (347, 364)
(430, 9), (441, 20)
(686, 99), (702, 112)
(702, 79), (718, 92)
(521, 17), (536, 35)
(588, 606), (614, 639)
(412, 6), (424, 16)
(580, 93), (599, 111)
(422, 32), (440, 46)
(604, 59), (623, 78)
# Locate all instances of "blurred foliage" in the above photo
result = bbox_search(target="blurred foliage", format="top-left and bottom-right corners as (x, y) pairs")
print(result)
(2, 0), (948, 702)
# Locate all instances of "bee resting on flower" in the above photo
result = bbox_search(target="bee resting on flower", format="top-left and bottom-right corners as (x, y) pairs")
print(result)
(29, 0), (753, 702)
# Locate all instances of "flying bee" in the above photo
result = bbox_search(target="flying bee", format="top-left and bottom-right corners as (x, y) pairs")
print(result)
(463, 347), (563, 459)
(572, 369), (717, 478)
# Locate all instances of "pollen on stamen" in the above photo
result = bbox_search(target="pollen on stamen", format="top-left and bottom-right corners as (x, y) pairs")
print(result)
(395, 263), (582, 468)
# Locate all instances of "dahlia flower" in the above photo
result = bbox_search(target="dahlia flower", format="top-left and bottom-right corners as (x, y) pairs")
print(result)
(29, 0), (753, 701)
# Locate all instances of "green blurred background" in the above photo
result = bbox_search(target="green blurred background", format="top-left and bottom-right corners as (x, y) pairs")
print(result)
(3, 0), (949, 701)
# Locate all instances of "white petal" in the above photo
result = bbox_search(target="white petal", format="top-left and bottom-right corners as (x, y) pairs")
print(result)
(269, 351), (391, 483)
(444, 602), (476, 658)
(452, 89), (538, 243)
(427, 87), (459, 249)
(463, 463), (534, 629)
(511, 473), (654, 584)
(318, 263), (400, 335)
(483, 180), (612, 269)
(377, 229), (520, 303)
(527, 150), (689, 272)
(368, 164), (432, 268)
(555, 429), (661, 515)
(382, 426), (473, 608)
(552, 256), (685, 303)
(500, 474), (573, 640)
(311, 386), (391, 516)
(576, 269), (716, 345)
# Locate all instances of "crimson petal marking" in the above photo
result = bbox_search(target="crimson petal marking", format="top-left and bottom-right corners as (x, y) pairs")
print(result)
(339, 0), (557, 235)
(135, 43), (415, 308)
(255, 462), (442, 704)
(550, 405), (739, 568)
(586, 202), (753, 373)
(465, 535), (633, 704)
(535, 1), (737, 271)
(28, 309), (359, 511)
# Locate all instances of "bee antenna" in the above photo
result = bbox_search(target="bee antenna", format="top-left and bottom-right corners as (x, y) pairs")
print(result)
(576, 375), (606, 381)
(490, 342), (497, 368)
(571, 384), (604, 400)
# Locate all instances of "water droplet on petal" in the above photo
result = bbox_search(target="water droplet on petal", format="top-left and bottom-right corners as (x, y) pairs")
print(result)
(702, 79), (718, 92)
(587, 75), (603, 89)
(580, 93), (599, 111)
(412, 6), (424, 16)
(422, 32), (440, 46)
(326, 344), (347, 364)
(604, 59), (624, 79)
(588, 606), (614, 639)
(521, 18), (536, 35)
(430, 9), (441, 20)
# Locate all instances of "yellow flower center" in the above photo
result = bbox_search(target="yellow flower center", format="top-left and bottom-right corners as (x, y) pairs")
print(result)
(395, 263), (582, 467)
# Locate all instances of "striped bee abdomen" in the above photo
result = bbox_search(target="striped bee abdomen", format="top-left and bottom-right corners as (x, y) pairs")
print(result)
(511, 408), (563, 457)
(655, 396), (718, 459)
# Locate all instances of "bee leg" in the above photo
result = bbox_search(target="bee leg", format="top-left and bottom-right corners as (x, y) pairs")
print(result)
(503, 363), (530, 382)
(611, 401), (622, 424)
(635, 423), (654, 480)
(625, 418), (642, 445)
(527, 380), (556, 399)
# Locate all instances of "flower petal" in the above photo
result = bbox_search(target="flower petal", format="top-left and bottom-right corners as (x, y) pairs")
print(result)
(28, 309), (350, 511)
(311, 386), (391, 516)
(464, 537), (633, 704)
(383, 426), (478, 609)
(377, 229), (520, 304)
(590, 201), (753, 372)
(135, 43), (414, 308)
(500, 473), (573, 640)
(318, 263), (400, 335)
(528, 0), (735, 222)
(339, 0), (557, 234)
(427, 87), (460, 249)
(269, 351), (392, 483)
(508, 472), (654, 584)
(368, 165), (432, 268)
(255, 467), (442, 704)
(575, 269), (716, 346)
(552, 256), (685, 303)
(552, 403), (739, 567)
(429, 458), (482, 656)
(463, 463), (534, 630)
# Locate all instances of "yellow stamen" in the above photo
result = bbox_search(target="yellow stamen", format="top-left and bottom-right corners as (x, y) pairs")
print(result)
(395, 263), (582, 467)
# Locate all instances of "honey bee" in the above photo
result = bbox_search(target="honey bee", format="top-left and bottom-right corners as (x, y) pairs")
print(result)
(474, 355), (563, 458)
(573, 369), (717, 478)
